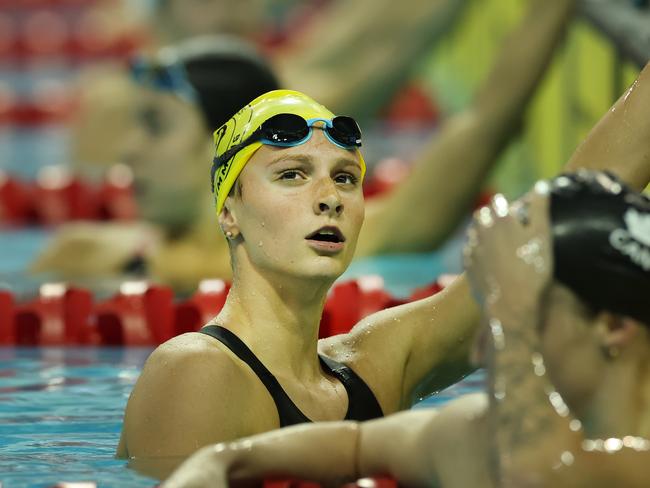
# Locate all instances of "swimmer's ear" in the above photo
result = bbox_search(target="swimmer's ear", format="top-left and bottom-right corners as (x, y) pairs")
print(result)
(595, 312), (641, 359)
(218, 199), (240, 240)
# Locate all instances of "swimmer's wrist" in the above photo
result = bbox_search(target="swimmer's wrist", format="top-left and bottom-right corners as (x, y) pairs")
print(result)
(485, 293), (544, 323)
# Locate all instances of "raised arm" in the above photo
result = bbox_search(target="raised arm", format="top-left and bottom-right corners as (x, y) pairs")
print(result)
(565, 61), (650, 192)
(322, 274), (480, 412)
(356, 0), (576, 257)
(276, 0), (465, 118)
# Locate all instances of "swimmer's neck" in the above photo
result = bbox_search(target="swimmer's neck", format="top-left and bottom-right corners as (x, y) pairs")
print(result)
(580, 357), (650, 439)
(215, 267), (333, 381)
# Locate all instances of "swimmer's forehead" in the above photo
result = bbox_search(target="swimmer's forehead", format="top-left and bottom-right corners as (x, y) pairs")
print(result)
(260, 152), (363, 171)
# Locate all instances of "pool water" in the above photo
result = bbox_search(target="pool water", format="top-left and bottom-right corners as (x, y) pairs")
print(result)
(0, 346), (483, 488)
(0, 347), (156, 487)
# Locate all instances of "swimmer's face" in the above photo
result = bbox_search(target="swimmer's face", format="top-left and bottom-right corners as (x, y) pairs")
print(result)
(225, 129), (365, 281)
(538, 283), (605, 416)
(120, 88), (211, 233)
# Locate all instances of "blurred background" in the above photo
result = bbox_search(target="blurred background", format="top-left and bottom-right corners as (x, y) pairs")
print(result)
(0, 0), (648, 306)
(0, 1), (646, 183)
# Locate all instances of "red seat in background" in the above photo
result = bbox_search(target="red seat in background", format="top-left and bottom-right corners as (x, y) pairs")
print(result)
(173, 279), (230, 335)
(321, 276), (405, 338)
(0, 171), (35, 225)
(93, 282), (174, 346)
(96, 164), (138, 221)
(11, 284), (93, 346)
(32, 165), (100, 225)
(0, 165), (138, 226)
(0, 290), (15, 344)
(363, 158), (411, 200)
(408, 274), (459, 302)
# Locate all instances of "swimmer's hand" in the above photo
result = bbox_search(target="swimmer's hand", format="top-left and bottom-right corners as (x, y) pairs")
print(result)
(30, 221), (162, 279)
(464, 185), (552, 318)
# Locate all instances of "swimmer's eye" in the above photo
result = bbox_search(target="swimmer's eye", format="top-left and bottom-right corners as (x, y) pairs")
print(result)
(138, 107), (166, 137)
(334, 173), (358, 186)
(278, 170), (306, 181)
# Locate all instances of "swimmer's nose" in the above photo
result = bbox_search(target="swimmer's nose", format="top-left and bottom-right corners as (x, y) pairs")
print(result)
(314, 182), (343, 217)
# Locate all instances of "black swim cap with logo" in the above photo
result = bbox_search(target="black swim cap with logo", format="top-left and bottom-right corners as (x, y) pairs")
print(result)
(549, 170), (650, 325)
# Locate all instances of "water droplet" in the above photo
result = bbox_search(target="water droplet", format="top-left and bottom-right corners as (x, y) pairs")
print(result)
(569, 419), (582, 432)
(560, 451), (574, 466)
(492, 193), (509, 217)
(478, 206), (493, 227)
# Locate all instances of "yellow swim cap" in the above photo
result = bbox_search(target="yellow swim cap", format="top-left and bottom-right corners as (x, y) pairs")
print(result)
(211, 89), (366, 215)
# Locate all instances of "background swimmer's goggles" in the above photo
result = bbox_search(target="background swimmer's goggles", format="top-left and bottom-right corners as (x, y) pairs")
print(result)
(211, 113), (362, 184)
(129, 55), (198, 105)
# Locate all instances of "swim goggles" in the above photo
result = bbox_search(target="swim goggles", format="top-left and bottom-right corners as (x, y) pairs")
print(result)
(211, 113), (362, 177)
(129, 55), (199, 105)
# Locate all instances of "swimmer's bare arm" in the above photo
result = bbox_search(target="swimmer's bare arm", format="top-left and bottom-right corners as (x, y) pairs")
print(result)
(147, 232), (233, 292)
(118, 335), (257, 475)
(163, 396), (491, 488)
(30, 221), (162, 278)
(323, 274), (480, 412)
(356, 0), (576, 257)
(277, 0), (465, 118)
(539, 449), (650, 488)
(565, 61), (650, 192)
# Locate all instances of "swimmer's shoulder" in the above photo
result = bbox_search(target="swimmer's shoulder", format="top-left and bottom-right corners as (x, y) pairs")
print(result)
(128, 331), (250, 407)
(138, 331), (272, 400)
(122, 332), (264, 457)
(142, 331), (243, 379)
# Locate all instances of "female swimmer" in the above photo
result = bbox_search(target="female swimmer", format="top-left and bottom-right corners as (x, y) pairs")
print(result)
(116, 89), (482, 477)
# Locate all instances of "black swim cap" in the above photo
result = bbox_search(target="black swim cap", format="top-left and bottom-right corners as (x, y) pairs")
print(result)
(161, 35), (279, 130)
(550, 170), (650, 325)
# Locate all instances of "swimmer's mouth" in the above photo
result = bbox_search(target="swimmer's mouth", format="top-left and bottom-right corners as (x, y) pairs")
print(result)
(305, 226), (345, 243)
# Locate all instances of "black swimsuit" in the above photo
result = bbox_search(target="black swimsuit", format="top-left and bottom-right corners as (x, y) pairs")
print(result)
(199, 325), (384, 426)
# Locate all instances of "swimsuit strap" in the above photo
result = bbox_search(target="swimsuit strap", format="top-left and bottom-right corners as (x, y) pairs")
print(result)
(199, 325), (383, 425)
(199, 325), (310, 427)
(318, 355), (384, 421)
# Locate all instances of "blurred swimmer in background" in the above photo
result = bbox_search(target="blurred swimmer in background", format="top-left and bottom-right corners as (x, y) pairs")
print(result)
(34, 0), (584, 292)
(163, 171), (650, 488)
(69, 0), (467, 175)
